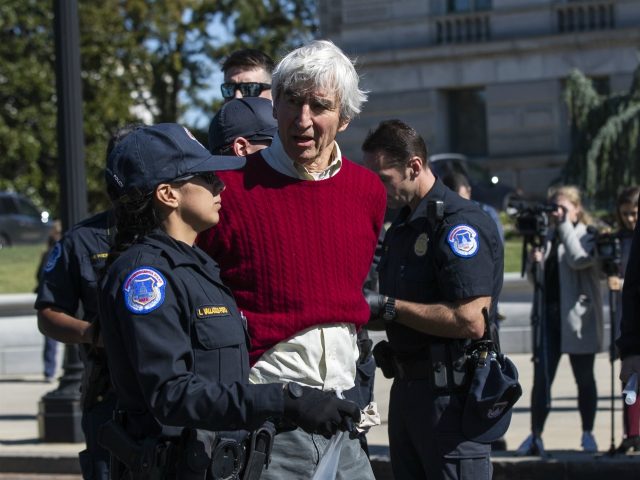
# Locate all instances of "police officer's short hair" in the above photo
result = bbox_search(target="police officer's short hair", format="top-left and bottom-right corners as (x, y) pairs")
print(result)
(222, 49), (275, 76)
(361, 119), (428, 169)
(272, 40), (367, 124)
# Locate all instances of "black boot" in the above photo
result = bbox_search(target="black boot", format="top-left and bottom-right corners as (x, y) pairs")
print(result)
(616, 435), (640, 454)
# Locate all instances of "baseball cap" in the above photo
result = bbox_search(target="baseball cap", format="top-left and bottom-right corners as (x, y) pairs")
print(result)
(208, 97), (277, 154)
(105, 123), (246, 201)
(461, 353), (522, 443)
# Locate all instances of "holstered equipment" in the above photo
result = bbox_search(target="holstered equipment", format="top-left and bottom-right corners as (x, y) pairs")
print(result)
(373, 339), (471, 394)
(98, 419), (173, 480)
(241, 421), (276, 480)
(99, 415), (275, 480)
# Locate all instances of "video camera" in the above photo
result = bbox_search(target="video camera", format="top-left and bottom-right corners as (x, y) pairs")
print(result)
(508, 201), (559, 241)
(508, 200), (559, 277)
(593, 230), (621, 276)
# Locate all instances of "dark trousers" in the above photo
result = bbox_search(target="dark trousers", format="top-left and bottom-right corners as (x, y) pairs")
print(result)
(530, 322), (597, 434)
(79, 393), (117, 480)
(389, 378), (491, 480)
(43, 336), (58, 379)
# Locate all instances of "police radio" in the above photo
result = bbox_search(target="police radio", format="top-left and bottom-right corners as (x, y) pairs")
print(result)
(427, 200), (444, 223)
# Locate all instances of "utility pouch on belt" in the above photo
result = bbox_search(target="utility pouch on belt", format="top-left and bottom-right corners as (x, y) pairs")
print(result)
(372, 340), (396, 379)
(241, 421), (276, 480)
(427, 342), (471, 393)
(98, 419), (170, 480)
(178, 428), (215, 480)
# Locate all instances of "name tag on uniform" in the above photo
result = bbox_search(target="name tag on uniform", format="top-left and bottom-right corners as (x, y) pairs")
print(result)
(196, 305), (230, 319)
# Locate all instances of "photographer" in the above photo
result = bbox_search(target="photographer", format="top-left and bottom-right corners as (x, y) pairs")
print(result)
(615, 186), (640, 452)
(517, 185), (603, 455)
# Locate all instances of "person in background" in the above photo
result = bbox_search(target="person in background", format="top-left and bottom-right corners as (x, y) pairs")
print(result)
(36, 219), (62, 383)
(34, 125), (138, 479)
(517, 185), (603, 455)
(614, 186), (640, 453)
(618, 190), (640, 446)
(207, 97), (277, 156)
(442, 171), (505, 243)
(221, 49), (274, 103)
(197, 40), (385, 479)
(99, 123), (360, 479)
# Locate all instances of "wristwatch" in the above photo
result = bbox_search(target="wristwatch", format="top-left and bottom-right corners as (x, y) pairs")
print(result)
(382, 296), (397, 323)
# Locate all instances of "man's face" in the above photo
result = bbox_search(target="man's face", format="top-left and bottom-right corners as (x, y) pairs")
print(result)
(223, 66), (272, 102)
(274, 87), (348, 167)
(362, 150), (414, 209)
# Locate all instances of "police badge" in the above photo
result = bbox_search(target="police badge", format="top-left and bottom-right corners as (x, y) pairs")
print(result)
(414, 233), (429, 257)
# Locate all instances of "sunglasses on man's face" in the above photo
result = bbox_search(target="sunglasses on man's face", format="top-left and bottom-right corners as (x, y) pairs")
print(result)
(172, 173), (225, 195)
(220, 82), (271, 99)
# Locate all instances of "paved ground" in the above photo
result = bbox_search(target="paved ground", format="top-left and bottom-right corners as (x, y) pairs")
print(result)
(367, 351), (625, 453)
(2, 352), (638, 479)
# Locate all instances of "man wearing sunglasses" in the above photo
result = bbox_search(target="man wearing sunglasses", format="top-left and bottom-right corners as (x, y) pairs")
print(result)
(198, 40), (386, 479)
(221, 48), (274, 103)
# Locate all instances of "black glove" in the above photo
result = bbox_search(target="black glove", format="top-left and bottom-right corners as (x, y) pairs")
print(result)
(364, 288), (385, 318)
(282, 383), (361, 438)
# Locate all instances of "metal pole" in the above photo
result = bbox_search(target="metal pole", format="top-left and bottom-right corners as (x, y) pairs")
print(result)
(38, 0), (87, 443)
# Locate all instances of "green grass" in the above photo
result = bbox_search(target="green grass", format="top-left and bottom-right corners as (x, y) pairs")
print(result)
(504, 238), (524, 273)
(0, 244), (47, 294)
(0, 238), (523, 294)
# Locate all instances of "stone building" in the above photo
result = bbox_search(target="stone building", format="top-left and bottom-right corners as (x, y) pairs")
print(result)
(320, 0), (640, 198)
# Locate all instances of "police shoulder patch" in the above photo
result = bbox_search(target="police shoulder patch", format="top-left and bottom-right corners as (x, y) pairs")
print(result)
(447, 224), (479, 258)
(122, 266), (167, 314)
(44, 243), (62, 273)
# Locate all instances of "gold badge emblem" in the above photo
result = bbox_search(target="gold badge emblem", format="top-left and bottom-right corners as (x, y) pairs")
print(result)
(414, 233), (429, 257)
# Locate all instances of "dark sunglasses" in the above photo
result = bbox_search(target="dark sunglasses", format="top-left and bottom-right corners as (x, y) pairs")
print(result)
(220, 82), (271, 99)
(172, 173), (225, 194)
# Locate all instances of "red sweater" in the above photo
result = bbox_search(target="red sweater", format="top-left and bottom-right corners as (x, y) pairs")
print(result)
(197, 152), (386, 364)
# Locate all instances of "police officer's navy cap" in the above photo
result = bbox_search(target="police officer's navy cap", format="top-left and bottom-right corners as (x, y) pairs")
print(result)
(208, 97), (277, 154)
(106, 123), (245, 200)
(462, 354), (522, 443)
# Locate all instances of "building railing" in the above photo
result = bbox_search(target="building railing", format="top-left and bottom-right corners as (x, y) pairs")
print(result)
(434, 11), (491, 45)
(555, 0), (615, 33)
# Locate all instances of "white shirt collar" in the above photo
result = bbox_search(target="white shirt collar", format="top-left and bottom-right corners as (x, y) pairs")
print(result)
(261, 134), (342, 181)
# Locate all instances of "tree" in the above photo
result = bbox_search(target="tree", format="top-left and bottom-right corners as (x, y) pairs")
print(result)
(564, 66), (640, 208)
(0, 0), (317, 216)
(0, 0), (147, 213)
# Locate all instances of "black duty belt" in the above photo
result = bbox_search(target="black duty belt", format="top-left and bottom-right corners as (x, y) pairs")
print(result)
(373, 340), (471, 393)
(392, 357), (431, 380)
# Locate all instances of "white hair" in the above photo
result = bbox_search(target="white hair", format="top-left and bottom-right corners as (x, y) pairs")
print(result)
(272, 40), (368, 122)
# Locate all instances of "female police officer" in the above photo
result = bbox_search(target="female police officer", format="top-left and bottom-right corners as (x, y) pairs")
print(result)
(98, 123), (360, 479)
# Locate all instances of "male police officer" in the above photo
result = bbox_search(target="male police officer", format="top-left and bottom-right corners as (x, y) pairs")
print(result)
(207, 97), (277, 156)
(35, 125), (138, 479)
(362, 120), (504, 480)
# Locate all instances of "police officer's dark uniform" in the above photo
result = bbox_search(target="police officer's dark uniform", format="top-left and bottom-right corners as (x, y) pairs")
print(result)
(97, 122), (360, 480)
(35, 210), (115, 480)
(377, 178), (503, 480)
(99, 228), (288, 478)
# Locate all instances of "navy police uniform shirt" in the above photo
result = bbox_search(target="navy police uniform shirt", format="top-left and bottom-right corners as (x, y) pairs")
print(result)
(35, 210), (113, 320)
(99, 229), (283, 439)
(378, 178), (503, 354)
